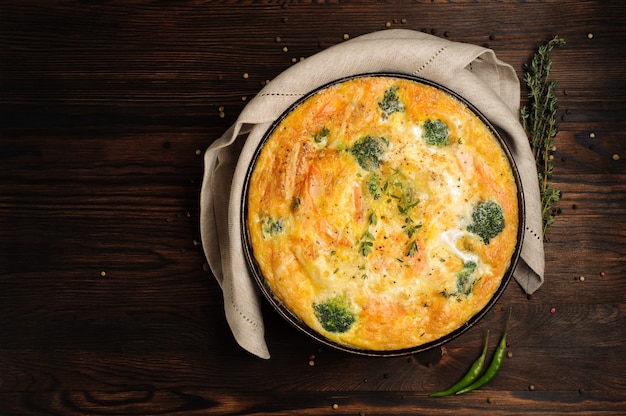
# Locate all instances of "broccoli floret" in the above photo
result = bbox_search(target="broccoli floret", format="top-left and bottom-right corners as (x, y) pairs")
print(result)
(455, 261), (477, 296)
(366, 173), (382, 199)
(441, 261), (478, 300)
(467, 201), (505, 244)
(313, 126), (330, 145)
(422, 119), (449, 146)
(378, 85), (405, 118)
(313, 296), (356, 333)
(350, 135), (388, 171)
(261, 216), (284, 237)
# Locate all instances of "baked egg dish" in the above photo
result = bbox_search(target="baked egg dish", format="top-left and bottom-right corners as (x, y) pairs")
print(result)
(245, 74), (521, 352)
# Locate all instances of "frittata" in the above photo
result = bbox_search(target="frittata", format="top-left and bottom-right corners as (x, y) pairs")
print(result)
(246, 75), (519, 351)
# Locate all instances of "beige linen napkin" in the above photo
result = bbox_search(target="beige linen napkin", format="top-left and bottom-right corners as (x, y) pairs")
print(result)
(200, 29), (545, 359)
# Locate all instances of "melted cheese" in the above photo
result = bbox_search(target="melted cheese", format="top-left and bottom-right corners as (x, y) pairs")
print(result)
(247, 75), (519, 351)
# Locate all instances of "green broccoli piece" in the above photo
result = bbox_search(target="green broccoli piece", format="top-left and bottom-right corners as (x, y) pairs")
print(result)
(350, 135), (388, 171)
(313, 126), (330, 145)
(441, 261), (478, 299)
(261, 216), (284, 237)
(313, 296), (356, 333)
(456, 261), (477, 296)
(467, 201), (505, 244)
(422, 119), (449, 146)
(366, 173), (382, 199)
(378, 85), (405, 118)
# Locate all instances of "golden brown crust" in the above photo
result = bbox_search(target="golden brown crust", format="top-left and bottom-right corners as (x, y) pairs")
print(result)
(247, 75), (519, 351)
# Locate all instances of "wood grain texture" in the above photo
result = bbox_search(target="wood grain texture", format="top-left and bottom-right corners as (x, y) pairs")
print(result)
(1, 0), (625, 414)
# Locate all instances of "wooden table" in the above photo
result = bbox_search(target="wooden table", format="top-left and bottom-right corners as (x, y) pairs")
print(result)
(1, 1), (625, 414)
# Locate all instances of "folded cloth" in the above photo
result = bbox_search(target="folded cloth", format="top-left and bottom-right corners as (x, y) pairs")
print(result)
(200, 29), (545, 359)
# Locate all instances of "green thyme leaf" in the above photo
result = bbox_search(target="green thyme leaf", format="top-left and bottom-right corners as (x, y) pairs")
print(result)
(520, 35), (565, 239)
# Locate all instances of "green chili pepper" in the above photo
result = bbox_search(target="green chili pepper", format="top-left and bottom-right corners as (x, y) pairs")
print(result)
(429, 330), (490, 397)
(455, 308), (512, 395)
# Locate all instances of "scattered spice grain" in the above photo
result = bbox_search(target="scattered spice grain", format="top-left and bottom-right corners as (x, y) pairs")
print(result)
(332, 403), (339, 410)
(589, 132), (596, 138)
(550, 307), (556, 314)
(242, 72), (249, 79)
(587, 32), (594, 39)
(282, 46), (289, 52)
(506, 351), (513, 358)
(100, 271), (106, 277)
(529, 384), (536, 391)
(343, 33), (350, 40)
(600, 271), (606, 277)
(612, 153), (620, 161)
(579, 275), (585, 281)
(275, 36), (281, 42)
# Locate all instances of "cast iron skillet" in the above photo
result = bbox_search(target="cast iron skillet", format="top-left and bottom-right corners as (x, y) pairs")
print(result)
(240, 72), (525, 357)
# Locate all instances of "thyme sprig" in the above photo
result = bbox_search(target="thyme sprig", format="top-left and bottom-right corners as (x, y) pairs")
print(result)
(520, 36), (565, 239)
